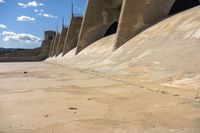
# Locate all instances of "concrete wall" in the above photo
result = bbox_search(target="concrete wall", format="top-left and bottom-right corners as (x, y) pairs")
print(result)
(45, 31), (56, 40)
(55, 27), (68, 56)
(114, 0), (176, 49)
(51, 33), (60, 57)
(48, 35), (56, 57)
(63, 17), (83, 56)
(76, 0), (122, 54)
(39, 39), (52, 60)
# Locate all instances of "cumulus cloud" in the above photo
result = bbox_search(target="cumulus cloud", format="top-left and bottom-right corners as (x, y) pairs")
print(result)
(38, 13), (58, 19)
(0, 0), (5, 3)
(75, 6), (81, 12)
(17, 16), (35, 22)
(34, 9), (39, 12)
(35, 9), (43, 13)
(0, 24), (7, 29)
(18, 1), (44, 8)
(1, 31), (42, 44)
(37, 10), (57, 19)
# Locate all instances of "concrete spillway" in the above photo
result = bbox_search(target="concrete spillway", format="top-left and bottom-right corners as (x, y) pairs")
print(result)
(63, 16), (83, 56)
(48, 6), (200, 88)
(114, 0), (199, 49)
(1, 2), (200, 133)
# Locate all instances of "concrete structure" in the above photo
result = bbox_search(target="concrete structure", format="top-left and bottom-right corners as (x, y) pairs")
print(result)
(1, 0), (199, 61)
(76, 0), (122, 54)
(55, 27), (68, 56)
(114, 0), (200, 49)
(48, 36), (56, 57)
(1, 3), (200, 133)
(51, 33), (60, 57)
(63, 16), (83, 56)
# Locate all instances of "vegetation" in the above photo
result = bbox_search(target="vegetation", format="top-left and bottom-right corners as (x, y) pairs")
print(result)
(0, 48), (24, 55)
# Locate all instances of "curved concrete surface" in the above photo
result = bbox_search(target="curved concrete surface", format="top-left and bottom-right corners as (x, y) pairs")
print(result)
(51, 34), (116, 69)
(114, 0), (200, 49)
(48, 6), (200, 89)
(114, 0), (175, 49)
(95, 6), (200, 88)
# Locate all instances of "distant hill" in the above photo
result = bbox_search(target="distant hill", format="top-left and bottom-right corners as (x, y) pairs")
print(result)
(0, 47), (25, 55)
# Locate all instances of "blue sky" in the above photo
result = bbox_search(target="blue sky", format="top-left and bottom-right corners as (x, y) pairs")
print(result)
(0, 0), (86, 48)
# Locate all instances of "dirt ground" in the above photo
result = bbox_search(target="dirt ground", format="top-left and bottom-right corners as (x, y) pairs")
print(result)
(0, 62), (199, 133)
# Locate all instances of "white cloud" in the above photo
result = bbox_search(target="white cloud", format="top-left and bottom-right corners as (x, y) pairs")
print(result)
(0, 0), (5, 3)
(38, 11), (57, 19)
(18, 1), (44, 8)
(17, 16), (35, 22)
(0, 24), (7, 29)
(39, 3), (44, 6)
(34, 9), (57, 19)
(40, 13), (57, 19)
(34, 9), (39, 12)
(1, 31), (42, 44)
(75, 6), (81, 12)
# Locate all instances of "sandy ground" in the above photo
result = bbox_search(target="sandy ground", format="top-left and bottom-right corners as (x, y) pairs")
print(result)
(0, 62), (199, 133)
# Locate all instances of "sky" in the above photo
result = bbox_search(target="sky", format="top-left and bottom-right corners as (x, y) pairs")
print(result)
(0, 0), (86, 48)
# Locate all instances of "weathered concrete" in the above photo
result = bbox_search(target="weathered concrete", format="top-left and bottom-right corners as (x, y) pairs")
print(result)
(45, 31), (56, 40)
(114, 0), (199, 49)
(76, 0), (122, 54)
(1, 5), (200, 133)
(55, 27), (68, 56)
(39, 40), (52, 60)
(63, 17), (83, 56)
(48, 35), (56, 57)
(51, 33), (60, 57)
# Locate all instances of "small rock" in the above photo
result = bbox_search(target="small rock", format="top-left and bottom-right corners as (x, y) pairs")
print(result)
(24, 71), (28, 74)
(44, 115), (49, 117)
(174, 94), (179, 97)
(69, 107), (78, 110)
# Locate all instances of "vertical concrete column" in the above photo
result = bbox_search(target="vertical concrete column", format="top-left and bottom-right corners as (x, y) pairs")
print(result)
(63, 17), (83, 56)
(51, 33), (60, 57)
(39, 40), (52, 60)
(55, 27), (68, 56)
(76, 0), (121, 54)
(114, 0), (176, 49)
(48, 36), (56, 57)
(39, 31), (56, 59)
